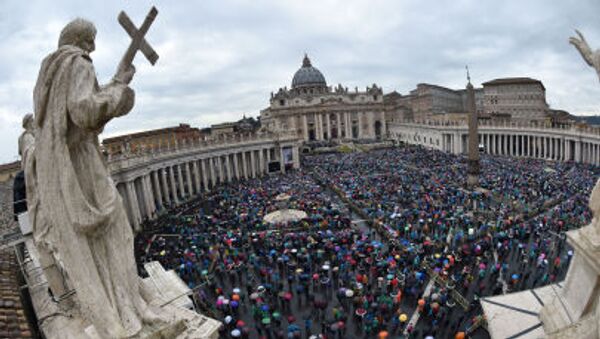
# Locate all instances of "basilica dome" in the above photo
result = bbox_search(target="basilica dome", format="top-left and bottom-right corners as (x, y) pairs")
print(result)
(291, 54), (327, 89)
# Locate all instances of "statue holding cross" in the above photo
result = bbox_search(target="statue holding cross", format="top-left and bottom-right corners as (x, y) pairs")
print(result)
(28, 7), (195, 339)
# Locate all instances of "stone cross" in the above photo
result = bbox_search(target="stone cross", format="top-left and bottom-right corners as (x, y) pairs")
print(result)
(117, 6), (159, 70)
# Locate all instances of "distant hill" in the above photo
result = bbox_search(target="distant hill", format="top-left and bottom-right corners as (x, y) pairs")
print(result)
(576, 115), (600, 125)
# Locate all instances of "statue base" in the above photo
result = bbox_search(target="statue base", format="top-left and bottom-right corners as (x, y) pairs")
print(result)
(539, 224), (600, 338)
(481, 224), (600, 338)
(23, 237), (221, 339)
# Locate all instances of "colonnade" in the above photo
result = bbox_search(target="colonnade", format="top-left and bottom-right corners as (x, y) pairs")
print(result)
(292, 111), (387, 141)
(390, 122), (600, 166)
(113, 144), (300, 231)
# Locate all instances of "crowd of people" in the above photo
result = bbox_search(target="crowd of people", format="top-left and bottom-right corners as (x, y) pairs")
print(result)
(134, 145), (598, 338)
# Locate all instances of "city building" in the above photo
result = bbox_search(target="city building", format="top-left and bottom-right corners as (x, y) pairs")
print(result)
(260, 54), (389, 141)
(482, 77), (549, 124)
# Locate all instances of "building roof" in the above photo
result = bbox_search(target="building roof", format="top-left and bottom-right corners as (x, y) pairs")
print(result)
(291, 54), (327, 89)
(0, 182), (33, 338)
(0, 161), (20, 173)
(482, 77), (545, 90)
(102, 124), (201, 144)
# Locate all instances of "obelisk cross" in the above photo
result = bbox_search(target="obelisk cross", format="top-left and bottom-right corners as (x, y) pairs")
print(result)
(116, 6), (159, 76)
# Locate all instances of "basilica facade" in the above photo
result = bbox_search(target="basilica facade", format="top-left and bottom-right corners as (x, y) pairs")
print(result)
(260, 55), (388, 142)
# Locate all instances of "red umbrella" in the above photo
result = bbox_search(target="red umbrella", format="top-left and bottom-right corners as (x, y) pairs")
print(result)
(236, 320), (245, 328)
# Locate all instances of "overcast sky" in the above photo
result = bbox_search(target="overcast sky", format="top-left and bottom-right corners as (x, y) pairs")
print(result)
(1, 0), (600, 163)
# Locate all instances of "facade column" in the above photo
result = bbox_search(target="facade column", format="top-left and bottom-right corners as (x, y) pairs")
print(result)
(292, 145), (300, 169)
(160, 168), (171, 206)
(325, 113), (331, 140)
(126, 181), (141, 231)
(279, 146), (286, 173)
(201, 158), (209, 191)
(380, 111), (387, 139)
(336, 112), (342, 139)
(250, 150), (257, 178)
(169, 166), (180, 204)
(152, 170), (163, 210)
(317, 113), (324, 140)
(368, 112), (375, 138)
(357, 112), (363, 138)
(302, 114), (308, 141)
(346, 112), (352, 139)
(192, 160), (201, 194)
(259, 149), (265, 175)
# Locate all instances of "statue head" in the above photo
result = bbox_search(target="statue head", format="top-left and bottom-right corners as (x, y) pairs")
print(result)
(22, 113), (34, 131)
(58, 18), (96, 53)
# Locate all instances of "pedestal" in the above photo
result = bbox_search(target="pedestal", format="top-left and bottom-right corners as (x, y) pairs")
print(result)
(539, 225), (600, 338)
(24, 237), (221, 339)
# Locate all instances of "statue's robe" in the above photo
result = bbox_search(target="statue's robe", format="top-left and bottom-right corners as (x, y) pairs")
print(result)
(33, 44), (149, 338)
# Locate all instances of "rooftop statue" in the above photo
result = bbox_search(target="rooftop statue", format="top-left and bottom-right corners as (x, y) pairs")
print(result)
(30, 11), (171, 338)
(570, 30), (600, 82)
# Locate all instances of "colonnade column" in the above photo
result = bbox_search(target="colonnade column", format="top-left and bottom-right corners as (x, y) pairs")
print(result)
(143, 175), (155, 219)
(184, 162), (194, 195)
(126, 181), (141, 231)
(250, 150), (257, 178)
(325, 114), (331, 140)
(345, 113), (352, 139)
(169, 166), (180, 204)
(216, 156), (224, 183)
(160, 168), (171, 206)
(232, 153), (240, 180)
(224, 154), (232, 182)
(209, 158), (217, 187)
(151, 171), (163, 211)
(201, 159), (209, 191)
(192, 160), (201, 194)
(241, 151), (248, 179)
(176, 164), (184, 198)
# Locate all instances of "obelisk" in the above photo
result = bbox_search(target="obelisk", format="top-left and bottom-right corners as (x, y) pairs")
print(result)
(466, 66), (480, 188)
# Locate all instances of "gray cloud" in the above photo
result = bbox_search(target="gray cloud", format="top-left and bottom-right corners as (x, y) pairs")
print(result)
(1, 0), (600, 162)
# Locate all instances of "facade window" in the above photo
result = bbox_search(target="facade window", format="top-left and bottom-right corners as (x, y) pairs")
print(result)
(279, 99), (285, 106)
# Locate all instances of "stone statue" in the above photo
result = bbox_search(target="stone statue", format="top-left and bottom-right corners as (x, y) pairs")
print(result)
(570, 30), (600, 81)
(19, 113), (70, 300)
(31, 18), (166, 338)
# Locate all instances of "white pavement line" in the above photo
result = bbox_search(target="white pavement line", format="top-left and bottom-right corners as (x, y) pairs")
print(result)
(404, 238), (453, 336)
(404, 279), (435, 335)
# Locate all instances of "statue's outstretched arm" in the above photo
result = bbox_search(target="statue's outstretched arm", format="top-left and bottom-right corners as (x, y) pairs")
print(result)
(570, 29), (595, 67)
